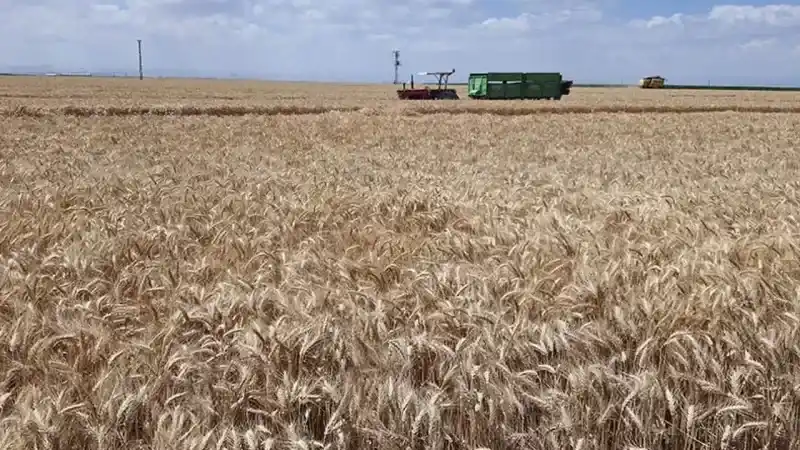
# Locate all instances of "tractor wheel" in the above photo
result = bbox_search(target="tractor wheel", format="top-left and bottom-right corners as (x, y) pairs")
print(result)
(445, 91), (459, 100)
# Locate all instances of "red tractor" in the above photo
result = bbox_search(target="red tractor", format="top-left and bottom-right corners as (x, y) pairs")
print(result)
(397, 69), (459, 100)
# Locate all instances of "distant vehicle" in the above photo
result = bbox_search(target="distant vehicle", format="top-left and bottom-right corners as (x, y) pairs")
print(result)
(639, 76), (665, 89)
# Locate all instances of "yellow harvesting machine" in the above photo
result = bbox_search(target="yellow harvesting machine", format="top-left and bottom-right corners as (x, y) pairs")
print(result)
(639, 76), (665, 89)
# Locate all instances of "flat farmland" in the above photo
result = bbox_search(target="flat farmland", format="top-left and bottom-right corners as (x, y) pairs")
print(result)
(3, 76), (800, 113)
(1, 76), (800, 449)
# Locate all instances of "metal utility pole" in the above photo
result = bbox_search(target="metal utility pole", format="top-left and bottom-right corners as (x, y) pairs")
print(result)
(137, 39), (143, 80)
(393, 50), (400, 84)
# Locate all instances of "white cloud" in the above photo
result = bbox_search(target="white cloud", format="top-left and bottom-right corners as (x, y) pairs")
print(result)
(740, 37), (778, 50)
(480, 15), (532, 32)
(708, 4), (800, 26)
(0, 1), (798, 85)
(630, 4), (800, 35)
(479, 6), (602, 33)
(630, 13), (684, 29)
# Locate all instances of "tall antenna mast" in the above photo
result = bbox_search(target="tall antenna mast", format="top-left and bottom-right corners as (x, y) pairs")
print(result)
(137, 39), (143, 80)
(393, 50), (401, 84)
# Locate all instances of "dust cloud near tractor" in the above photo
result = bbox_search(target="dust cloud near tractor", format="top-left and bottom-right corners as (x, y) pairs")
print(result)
(467, 72), (573, 100)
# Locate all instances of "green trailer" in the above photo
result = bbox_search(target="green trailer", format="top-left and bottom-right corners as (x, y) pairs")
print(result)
(468, 72), (573, 100)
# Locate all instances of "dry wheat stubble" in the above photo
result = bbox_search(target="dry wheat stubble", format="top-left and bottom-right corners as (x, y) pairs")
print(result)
(1, 109), (800, 449)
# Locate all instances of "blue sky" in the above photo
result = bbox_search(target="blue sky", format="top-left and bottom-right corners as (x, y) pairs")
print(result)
(2, 0), (800, 84)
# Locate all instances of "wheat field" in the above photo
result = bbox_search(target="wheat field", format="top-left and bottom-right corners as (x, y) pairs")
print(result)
(1, 76), (800, 450)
